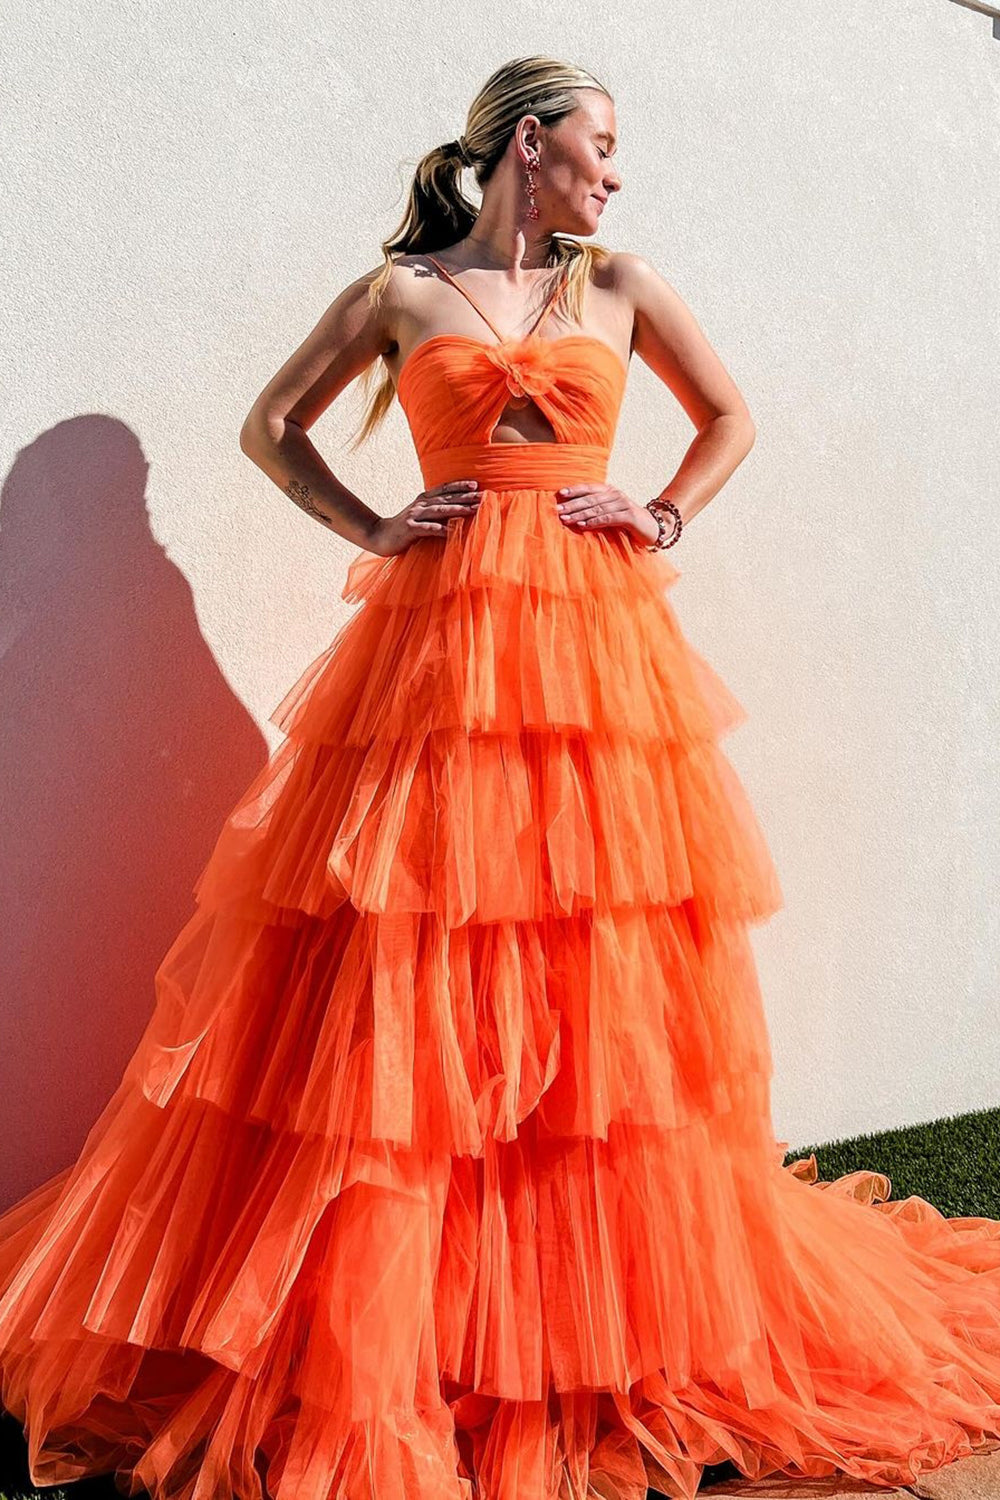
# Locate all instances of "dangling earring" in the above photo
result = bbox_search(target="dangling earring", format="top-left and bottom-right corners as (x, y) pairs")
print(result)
(524, 152), (540, 221)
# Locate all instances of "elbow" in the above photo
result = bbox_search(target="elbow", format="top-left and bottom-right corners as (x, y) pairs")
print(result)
(705, 406), (755, 455)
(728, 408), (755, 457)
(239, 415), (261, 460)
(239, 410), (277, 463)
(722, 396), (755, 441)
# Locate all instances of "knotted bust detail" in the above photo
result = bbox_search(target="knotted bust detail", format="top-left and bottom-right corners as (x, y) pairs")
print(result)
(482, 338), (561, 401)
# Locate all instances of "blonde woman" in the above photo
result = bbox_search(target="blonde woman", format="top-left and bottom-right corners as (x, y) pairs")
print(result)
(2, 53), (1000, 1500)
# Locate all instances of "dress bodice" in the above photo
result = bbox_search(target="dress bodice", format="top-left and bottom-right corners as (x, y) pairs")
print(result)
(395, 255), (629, 468)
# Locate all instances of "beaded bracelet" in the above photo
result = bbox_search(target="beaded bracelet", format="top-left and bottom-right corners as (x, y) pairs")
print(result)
(645, 497), (683, 551)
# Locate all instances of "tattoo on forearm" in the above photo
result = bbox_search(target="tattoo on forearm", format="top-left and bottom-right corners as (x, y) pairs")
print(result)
(285, 478), (335, 529)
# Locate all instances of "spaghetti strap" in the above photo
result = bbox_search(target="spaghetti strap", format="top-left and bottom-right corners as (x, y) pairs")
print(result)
(424, 255), (505, 341)
(425, 254), (568, 343)
(530, 269), (569, 334)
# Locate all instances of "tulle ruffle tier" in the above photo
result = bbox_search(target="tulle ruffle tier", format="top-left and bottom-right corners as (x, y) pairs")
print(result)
(124, 899), (776, 1157)
(3, 1090), (1000, 1500)
(190, 493), (784, 933)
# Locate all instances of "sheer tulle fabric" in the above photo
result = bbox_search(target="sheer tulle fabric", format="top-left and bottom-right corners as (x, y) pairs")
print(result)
(2, 324), (1000, 1500)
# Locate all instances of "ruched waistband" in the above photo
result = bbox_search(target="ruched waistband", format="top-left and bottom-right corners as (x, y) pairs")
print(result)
(420, 442), (610, 491)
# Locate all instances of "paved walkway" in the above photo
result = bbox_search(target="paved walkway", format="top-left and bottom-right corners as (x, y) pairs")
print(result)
(698, 1444), (1000, 1498)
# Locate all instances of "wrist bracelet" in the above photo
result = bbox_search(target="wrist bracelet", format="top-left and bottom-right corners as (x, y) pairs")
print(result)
(644, 497), (683, 551)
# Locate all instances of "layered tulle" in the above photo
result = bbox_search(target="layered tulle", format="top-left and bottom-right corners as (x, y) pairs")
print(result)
(3, 352), (1000, 1500)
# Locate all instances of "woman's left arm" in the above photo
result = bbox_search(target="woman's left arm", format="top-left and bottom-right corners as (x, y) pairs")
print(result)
(623, 251), (756, 527)
(556, 253), (756, 546)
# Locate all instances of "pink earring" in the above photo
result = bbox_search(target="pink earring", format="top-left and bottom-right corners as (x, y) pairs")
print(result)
(524, 152), (540, 221)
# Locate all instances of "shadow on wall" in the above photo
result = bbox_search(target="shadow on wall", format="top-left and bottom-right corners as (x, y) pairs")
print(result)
(0, 414), (267, 1209)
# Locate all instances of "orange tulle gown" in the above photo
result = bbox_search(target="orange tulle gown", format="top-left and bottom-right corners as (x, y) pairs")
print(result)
(3, 255), (1000, 1500)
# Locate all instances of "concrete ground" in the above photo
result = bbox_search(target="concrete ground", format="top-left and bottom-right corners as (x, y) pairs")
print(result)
(698, 1444), (1000, 1499)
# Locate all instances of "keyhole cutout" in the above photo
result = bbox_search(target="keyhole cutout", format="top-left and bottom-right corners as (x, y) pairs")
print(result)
(487, 393), (559, 445)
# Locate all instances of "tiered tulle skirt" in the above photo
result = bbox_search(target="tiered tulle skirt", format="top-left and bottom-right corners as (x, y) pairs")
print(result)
(2, 460), (1000, 1500)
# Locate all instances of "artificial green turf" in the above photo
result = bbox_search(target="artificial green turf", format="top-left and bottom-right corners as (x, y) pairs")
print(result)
(782, 1103), (1000, 1221)
(1, 1105), (997, 1499)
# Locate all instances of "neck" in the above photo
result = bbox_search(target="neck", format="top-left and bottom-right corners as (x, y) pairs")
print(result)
(457, 217), (556, 276)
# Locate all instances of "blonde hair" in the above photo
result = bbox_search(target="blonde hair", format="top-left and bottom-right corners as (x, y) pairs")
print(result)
(349, 55), (615, 449)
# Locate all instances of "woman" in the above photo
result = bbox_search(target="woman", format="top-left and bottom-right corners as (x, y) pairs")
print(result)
(2, 52), (1000, 1500)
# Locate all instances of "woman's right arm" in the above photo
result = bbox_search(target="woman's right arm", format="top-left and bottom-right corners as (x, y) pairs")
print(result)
(238, 267), (392, 550)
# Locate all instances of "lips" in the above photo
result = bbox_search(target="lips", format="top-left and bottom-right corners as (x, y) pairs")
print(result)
(592, 195), (607, 207)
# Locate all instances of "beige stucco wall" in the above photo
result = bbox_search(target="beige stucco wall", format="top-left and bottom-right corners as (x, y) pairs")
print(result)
(2, 0), (997, 1203)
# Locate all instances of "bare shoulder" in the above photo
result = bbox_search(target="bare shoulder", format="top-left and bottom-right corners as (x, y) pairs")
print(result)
(584, 250), (678, 351)
(355, 257), (409, 332)
(376, 251), (435, 302)
(582, 247), (635, 294)
(240, 259), (404, 437)
(591, 248), (644, 283)
(600, 251), (754, 429)
(319, 256), (414, 343)
(369, 252), (449, 341)
(600, 250), (687, 319)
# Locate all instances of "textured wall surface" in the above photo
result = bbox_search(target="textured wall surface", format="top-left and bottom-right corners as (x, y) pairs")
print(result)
(2, 0), (997, 1201)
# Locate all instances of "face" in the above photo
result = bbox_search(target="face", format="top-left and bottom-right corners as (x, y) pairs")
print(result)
(517, 90), (621, 233)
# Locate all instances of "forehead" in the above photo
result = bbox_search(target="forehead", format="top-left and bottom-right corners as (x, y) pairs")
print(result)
(570, 90), (617, 144)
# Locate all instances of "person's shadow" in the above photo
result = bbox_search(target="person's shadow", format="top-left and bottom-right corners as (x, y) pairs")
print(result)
(0, 414), (268, 1214)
